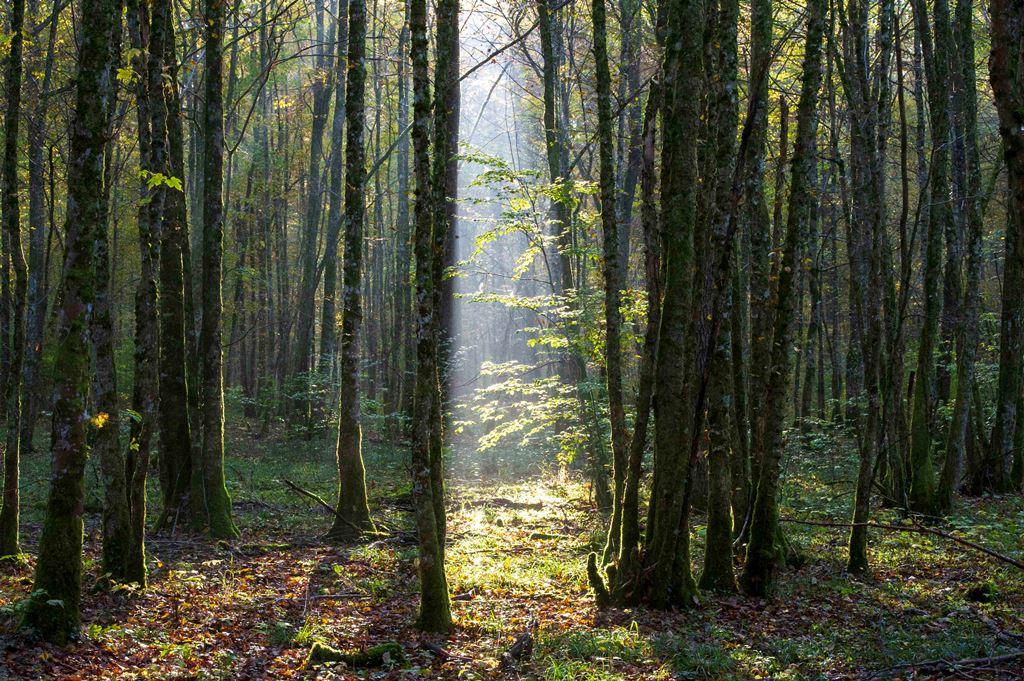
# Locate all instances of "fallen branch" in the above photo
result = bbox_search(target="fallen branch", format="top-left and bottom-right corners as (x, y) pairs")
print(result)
(421, 641), (472, 662)
(463, 498), (544, 511)
(275, 592), (367, 604)
(281, 479), (336, 516)
(868, 650), (1024, 678)
(780, 517), (1024, 571)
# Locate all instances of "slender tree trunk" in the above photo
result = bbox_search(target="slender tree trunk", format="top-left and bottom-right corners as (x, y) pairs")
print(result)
(615, 80), (661, 591)
(0, 0), (27, 558)
(938, 0), (983, 509)
(319, 7), (350, 377)
(196, 0), (239, 539)
(19, 0), (60, 456)
(328, 0), (374, 541)
(292, 0), (334, 422)
(94, 143), (131, 582)
(389, 12), (412, 424)
(639, 0), (704, 610)
(592, 0), (627, 566)
(907, 0), (955, 514)
(410, 0), (453, 632)
(94, 4), (130, 580)
(698, 0), (740, 593)
(158, 8), (195, 524)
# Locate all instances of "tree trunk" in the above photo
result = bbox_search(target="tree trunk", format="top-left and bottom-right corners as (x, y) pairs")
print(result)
(640, 0), (704, 610)
(984, 0), (1024, 491)
(698, 0), (740, 594)
(328, 0), (374, 541)
(410, 0), (453, 633)
(158, 6), (195, 525)
(18, 0), (60, 458)
(741, 0), (825, 596)
(319, 7), (350, 378)
(0, 0), (27, 558)
(196, 0), (239, 539)
(938, 0), (983, 510)
(292, 0), (334, 422)
(907, 0), (955, 514)
(21, 0), (124, 641)
(592, 0), (627, 566)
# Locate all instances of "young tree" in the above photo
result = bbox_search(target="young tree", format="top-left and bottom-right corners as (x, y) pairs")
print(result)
(591, 0), (627, 565)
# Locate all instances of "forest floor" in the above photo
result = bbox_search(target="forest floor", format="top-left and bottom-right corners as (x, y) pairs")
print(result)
(2, 418), (1024, 679)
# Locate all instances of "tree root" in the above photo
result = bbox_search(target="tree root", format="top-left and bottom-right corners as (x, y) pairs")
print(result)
(498, 619), (537, 671)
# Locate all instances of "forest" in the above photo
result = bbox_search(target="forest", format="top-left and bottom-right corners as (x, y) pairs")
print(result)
(0, 0), (1022, 676)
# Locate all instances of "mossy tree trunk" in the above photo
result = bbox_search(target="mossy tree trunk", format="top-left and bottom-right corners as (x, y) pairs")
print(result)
(196, 0), (239, 540)
(639, 0), (704, 610)
(157, 5), (194, 527)
(738, 0), (772, 537)
(840, 0), (894, 575)
(907, 0), (956, 513)
(741, 0), (825, 596)
(409, 0), (453, 633)
(21, 0), (124, 642)
(699, 0), (740, 594)
(328, 0), (374, 542)
(0, 0), (27, 559)
(614, 79), (661, 593)
(938, 0), (983, 510)
(429, 0), (460, 557)
(94, 119), (131, 583)
(591, 0), (627, 566)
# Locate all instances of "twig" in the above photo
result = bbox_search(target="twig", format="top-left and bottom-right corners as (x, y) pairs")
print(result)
(780, 516), (1024, 571)
(867, 650), (1024, 678)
